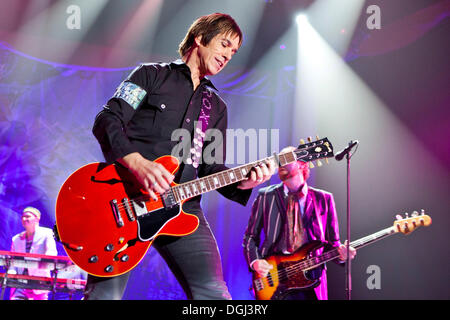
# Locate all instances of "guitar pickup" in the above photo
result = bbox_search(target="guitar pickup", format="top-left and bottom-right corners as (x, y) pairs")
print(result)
(267, 273), (274, 287)
(110, 199), (124, 227)
(253, 278), (264, 291)
(161, 190), (177, 209)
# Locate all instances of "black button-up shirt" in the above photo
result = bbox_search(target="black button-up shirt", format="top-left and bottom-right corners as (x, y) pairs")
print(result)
(93, 59), (251, 209)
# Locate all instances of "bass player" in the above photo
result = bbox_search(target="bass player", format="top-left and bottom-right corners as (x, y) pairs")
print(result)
(243, 146), (356, 300)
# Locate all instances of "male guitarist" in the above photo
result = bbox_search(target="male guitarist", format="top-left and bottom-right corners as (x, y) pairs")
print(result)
(87, 13), (274, 299)
(243, 146), (356, 300)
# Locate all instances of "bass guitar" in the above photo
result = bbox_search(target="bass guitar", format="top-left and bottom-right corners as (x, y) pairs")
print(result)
(55, 137), (334, 277)
(252, 212), (432, 300)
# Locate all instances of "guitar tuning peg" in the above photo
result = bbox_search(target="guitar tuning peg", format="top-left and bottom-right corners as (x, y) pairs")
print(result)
(309, 162), (315, 169)
(404, 212), (409, 218)
(300, 139), (305, 145)
(316, 159), (323, 167)
(420, 209), (425, 215)
(395, 214), (403, 220)
(411, 211), (418, 217)
(307, 136), (313, 142)
(316, 135), (320, 141)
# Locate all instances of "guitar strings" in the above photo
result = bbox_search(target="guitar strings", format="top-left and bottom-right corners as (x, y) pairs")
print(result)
(274, 234), (379, 281)
(114, 195), (164, 220)
(265, 234), (382, 283)
(258, 229), (394, 288)
(114, 152), (316, 214)
(113, 168), (250, 212)
(112, 148), (324, 215)
(274, 249), (339, 281)
(114, 153), (296, 209)
(113, 177), (222, 211)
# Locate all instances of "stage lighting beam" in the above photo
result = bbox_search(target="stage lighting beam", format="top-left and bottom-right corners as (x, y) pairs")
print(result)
(296, 14), (308, 25)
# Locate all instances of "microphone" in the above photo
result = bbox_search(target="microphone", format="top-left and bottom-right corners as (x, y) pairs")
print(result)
(335, 140), (359, 161)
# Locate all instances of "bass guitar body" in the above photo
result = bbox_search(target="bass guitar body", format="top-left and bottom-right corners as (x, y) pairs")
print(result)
(55, 156), (199, 277)
(252, 241), (324, 300)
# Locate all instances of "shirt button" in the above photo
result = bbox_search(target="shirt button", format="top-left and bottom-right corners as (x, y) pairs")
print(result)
(161, 104), (166, 109)
(186, 118), (190, 123)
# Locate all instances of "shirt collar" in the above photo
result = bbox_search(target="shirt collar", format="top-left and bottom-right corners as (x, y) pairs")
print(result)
(170, 59), (218, 91)
(283, 182), (308, 199)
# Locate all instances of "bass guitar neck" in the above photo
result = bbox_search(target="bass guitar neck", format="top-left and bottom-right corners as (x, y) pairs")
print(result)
(252, 211), (431, 300)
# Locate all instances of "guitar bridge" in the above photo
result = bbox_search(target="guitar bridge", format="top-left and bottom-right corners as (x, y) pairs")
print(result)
(122, 198), (135, 221)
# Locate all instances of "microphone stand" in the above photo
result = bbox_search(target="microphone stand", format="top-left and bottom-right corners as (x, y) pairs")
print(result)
(335, 140), (359, 300)
(345, 151), (352, 300)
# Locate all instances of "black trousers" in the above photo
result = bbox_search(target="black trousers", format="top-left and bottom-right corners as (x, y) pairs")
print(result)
(84, 212), (231, 300)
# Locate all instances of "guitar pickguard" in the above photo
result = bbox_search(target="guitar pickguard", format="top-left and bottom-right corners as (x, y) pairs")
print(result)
(136, 205), (181, 241)
(278, 260), (321, 289)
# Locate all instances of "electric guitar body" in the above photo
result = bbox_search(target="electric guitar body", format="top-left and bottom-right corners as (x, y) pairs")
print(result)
(55, 156), (199, 277)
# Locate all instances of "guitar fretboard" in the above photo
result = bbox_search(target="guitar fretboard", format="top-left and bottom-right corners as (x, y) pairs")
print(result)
(171, 151), (297, 203)
(302, 227), (396, 271)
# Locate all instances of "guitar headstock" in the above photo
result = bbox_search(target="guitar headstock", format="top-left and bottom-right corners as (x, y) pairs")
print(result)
(295, 136), (334, 168)
(393, 210), (432, 235)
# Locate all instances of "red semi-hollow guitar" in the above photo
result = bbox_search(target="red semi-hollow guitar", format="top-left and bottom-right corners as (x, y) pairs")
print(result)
(55, 138), (333, 277)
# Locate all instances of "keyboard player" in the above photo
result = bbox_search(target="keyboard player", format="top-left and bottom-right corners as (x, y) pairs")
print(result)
(8, 207), (57, 300)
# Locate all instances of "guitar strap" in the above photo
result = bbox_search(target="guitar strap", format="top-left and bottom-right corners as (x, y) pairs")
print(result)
(186, 87), (213, 170)
(174, 87), (213, 184)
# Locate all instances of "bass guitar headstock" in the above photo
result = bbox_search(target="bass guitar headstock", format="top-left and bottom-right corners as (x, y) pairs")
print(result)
(393, 210), (432, 235)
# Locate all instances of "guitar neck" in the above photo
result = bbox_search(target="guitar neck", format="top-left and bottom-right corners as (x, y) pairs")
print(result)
(303, 226), (397, 270)
(170, 152), (297, 203)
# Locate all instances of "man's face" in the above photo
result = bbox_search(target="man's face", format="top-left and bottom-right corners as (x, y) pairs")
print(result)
(196, 32), (240, 76)
(278, 161), (308, 182)
(279, 162), (299, 181)
(22, 212), (39, 230)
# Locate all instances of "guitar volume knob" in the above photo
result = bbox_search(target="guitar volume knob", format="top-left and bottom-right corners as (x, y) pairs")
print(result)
(105, 265), (114, 273)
